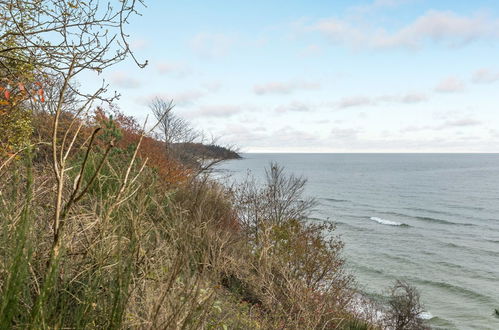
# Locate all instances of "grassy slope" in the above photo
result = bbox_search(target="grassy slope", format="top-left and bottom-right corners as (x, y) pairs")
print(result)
(0, 112), (379, 329)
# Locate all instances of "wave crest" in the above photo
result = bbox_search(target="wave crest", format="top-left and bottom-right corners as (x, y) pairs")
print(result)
(370, 217), (408, 227)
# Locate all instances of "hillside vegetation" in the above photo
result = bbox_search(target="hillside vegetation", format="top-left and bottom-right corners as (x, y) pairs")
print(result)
(0, 1), (428, 329)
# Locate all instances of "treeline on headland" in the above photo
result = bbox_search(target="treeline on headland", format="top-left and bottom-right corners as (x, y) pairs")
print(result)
(0, 1), (429, 329)
(177, 142), (242, 161)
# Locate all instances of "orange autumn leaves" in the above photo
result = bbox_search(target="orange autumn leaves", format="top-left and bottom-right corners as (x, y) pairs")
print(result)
(94, 108), (192, 185)
(0, 80), (45, 106)
(1, 84), (190, 185)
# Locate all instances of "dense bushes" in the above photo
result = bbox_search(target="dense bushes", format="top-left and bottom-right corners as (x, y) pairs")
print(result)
(0, 117), (362, 328)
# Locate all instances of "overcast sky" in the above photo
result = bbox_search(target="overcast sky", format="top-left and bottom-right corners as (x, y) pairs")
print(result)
(95, 0), (499, 152)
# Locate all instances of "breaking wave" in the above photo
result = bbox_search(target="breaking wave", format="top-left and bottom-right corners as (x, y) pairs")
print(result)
(369, 217), (409, 227)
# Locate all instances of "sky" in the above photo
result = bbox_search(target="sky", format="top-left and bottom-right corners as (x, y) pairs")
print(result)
(95, 0), (499, 152)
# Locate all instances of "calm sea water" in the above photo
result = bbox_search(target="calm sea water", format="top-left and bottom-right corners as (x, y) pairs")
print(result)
(217, 153), (499, 330)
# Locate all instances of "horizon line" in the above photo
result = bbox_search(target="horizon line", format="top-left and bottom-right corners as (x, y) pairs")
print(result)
(239, 151), (499, 154)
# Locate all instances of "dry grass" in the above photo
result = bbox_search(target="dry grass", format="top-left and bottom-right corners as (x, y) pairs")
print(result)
(0, 111), (425, 329)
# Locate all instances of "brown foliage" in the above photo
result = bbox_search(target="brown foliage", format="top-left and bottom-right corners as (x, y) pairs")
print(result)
(95, 107), (193, 185)
(30, 107), (192, 186)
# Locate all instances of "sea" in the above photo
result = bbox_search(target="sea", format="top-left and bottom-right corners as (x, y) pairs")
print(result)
(216, 153), (499, 330)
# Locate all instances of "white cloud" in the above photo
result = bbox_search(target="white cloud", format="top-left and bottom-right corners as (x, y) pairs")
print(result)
(272, 126), (322, 144)
(337, 96), (374, 109)
(156, 61), (190, 77)
(330, 127), (359, 140)
(137, 90), (204, 106)
(202, 81), (222, 92)
(216, 124), (267, 147)
(489, 129), (499, 138)
(435, 76), (465, 93)
(441, 118), (481, 127)
(401, 93), (428, 103)
(190, 32), (234, 58)
(173, 90), (204, 105)
(253, 81), (320, 95)
(243, 129), (497, 152)
(110, 71), (141, 89)
(275, 101), (311, 113)
(220, 125), (324, 151)
(194, 105), (241, 117)
(472, 68), (499, 84)
(402, 118), (482, 132)
(312, 10), (499, 50)
(130, 38), (148, 50)
(333, 91), (428, 109)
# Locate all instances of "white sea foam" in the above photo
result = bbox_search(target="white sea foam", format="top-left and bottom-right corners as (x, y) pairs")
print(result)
(349, 292), (434, 324)
(419, 311), (434, 320)
(370, 217), (403, 226)
(348, 293), (385, 323)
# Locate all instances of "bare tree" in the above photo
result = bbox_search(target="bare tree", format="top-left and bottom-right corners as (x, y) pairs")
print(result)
(149, 97), (198, 154)
(384, 280), (429, 330)
(234, 162), (316, 241)
(0, 0), (147, 76)
(30, 75), (81, 116)
(150, 97), (239, 175)
(264, 162), (316, 224)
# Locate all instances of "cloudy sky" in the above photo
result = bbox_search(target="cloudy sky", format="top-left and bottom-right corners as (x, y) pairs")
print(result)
(97, 0), (499, 152)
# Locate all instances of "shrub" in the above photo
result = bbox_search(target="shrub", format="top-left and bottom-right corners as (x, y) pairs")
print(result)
(384, 280), (429, 330)
(227, 163), (356, 329)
